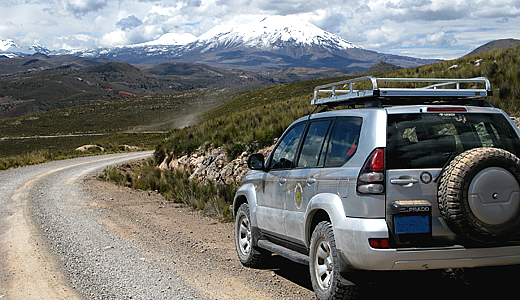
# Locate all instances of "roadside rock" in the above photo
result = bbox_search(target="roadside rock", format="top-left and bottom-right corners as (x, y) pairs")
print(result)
(122, 145), (140, 151)
(76, 144), (105, 152)
(160, 144), (275, 184)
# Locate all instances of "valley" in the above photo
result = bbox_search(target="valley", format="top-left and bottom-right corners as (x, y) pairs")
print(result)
(0, 13), (519, 299)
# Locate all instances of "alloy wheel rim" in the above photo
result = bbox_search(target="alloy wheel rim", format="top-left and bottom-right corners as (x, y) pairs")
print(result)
(238, 216), (251, 255)
(315, 239), (333, 290)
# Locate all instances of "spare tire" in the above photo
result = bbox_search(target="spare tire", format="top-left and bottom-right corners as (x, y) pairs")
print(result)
(438, 147), (520, 243)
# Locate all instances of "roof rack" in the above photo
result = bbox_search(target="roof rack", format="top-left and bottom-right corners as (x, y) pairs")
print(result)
(312, 76), (493, 108)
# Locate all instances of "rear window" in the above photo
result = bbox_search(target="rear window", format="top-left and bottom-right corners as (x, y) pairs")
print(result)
(387, 113), (520, 169)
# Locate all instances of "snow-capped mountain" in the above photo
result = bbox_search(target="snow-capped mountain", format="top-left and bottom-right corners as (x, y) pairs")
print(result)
(1, 39), (26, 58)
(0, 39), (50, 58)
(1, 39), (19, 51)
(3, 16), (440, 71)
(192, 15), (357, 55)
(65, 16), (438, 70)
(137, 32), (197, 46)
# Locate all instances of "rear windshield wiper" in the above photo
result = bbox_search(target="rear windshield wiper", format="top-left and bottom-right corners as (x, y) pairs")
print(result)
(434, 152), (459, 183)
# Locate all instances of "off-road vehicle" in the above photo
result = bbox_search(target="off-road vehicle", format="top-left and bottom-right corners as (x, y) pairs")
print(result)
(233, 76), (520, 299)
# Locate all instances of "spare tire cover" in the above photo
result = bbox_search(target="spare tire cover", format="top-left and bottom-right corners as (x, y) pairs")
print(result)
(438, 147), (520, 243)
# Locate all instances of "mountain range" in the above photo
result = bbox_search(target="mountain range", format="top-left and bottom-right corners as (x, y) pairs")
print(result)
(1, 16), (519, 121)
(2, 16), (438, 72)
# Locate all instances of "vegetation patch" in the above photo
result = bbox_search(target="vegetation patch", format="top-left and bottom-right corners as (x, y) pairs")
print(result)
(99, 159), (236, 221)
(0, 90), (237, 169)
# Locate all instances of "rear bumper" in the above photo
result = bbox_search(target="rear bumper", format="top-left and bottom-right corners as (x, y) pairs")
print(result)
(334, 218), (520, 271)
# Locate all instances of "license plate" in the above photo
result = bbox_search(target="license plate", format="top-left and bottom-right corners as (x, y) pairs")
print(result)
(394, 215), (430, 234)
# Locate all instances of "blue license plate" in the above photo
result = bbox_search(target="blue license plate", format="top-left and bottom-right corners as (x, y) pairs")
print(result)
(394, 215), (430, 234)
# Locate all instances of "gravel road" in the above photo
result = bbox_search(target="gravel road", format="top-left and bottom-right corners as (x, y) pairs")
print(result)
(0, 152), (315, 300)
(1, 152), (520, 300)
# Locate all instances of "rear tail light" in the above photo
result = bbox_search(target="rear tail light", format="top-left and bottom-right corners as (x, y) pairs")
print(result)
(426, 107), (467, 112)
(369, 238), (390, 249)
(357, 148), (385, 194)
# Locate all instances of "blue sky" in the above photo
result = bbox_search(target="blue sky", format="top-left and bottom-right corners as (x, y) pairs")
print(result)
(1, 0), (519, 60)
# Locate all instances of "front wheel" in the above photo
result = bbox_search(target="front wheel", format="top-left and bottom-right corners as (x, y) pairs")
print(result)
(309, 221), (358, 300)
(234, 203), (267, 267)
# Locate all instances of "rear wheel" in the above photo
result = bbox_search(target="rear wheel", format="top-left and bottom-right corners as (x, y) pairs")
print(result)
(309, 221), (358, 300)
(438, 147), (520, 243)
(234, 203), (267, 267)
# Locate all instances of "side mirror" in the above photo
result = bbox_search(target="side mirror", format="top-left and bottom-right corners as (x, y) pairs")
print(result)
(247, 153), (266, 170)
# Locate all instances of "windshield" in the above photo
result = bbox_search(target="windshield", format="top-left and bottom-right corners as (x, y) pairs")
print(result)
(387, 113), (520, 169)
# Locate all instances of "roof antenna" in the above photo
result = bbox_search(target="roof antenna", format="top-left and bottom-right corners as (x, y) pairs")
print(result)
(308, 105), (319, 119)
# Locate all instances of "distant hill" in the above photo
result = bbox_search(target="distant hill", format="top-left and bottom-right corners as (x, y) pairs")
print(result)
(258, 67), (358, 83)
(0, 53), (110, 75)
(140, 62), (274, 90)
(362, 61), (402, 74)
(466, 39), (520, 56)
(0, 61), (275, 119)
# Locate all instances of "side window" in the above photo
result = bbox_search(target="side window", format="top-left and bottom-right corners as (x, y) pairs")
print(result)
(324, 117), (363, 168)
(297, 120), (332, 168)
(270, 123), (306, 169)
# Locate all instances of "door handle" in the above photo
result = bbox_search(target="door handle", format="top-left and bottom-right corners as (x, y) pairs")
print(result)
(390, 177), (419, 187)
(306, 177), (316, 185)
(278, 178), (287, 185)
(390, 178), (419, 184)
(390, 178), (419, 185)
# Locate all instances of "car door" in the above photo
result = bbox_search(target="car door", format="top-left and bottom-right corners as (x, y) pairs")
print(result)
(255, 122), (307, 237)
(316, 117), (364, 215)
(284, 119), (333, 244)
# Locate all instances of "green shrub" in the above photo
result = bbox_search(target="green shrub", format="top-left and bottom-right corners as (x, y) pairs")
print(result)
(100, 161), (236, 221)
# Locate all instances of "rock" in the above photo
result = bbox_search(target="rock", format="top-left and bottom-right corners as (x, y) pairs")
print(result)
(75, 144), (105, 152)
(161, 143), (275, 185)
(122, 145), (140, 151)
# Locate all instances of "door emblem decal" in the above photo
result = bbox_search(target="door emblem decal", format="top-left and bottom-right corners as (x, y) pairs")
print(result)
(295, 183), (303, 209)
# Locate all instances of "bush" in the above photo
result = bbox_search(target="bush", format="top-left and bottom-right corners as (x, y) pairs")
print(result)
(100, 161), (236, 221)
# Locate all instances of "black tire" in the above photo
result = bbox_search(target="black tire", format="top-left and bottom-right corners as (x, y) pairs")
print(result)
(234, 203), (267, 267)
(438, 147), (520, 243)
(309, 221), (358, 300)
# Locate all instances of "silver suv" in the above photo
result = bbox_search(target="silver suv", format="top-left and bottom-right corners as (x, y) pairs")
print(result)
(233, 77), (520, 299)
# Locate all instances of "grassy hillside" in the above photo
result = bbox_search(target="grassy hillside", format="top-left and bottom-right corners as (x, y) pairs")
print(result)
(155, 45), (520, 163)
(466, 39), (520, 57)
(0, 89), (241, 168)
(0, 90), (238, 138)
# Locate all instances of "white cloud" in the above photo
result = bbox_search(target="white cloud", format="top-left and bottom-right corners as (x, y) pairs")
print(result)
(364, 24), (409, 49)
(100, 25), (164, 47)
(54, 33), (98, 50)
(60, 0), (108, 17)
(425, 31), (456, 47)
(116, 15), (143, 30)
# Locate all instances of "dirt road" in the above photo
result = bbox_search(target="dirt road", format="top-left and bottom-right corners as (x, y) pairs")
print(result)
(0, 152), (315, 299)
(1, 152), (520, 299)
